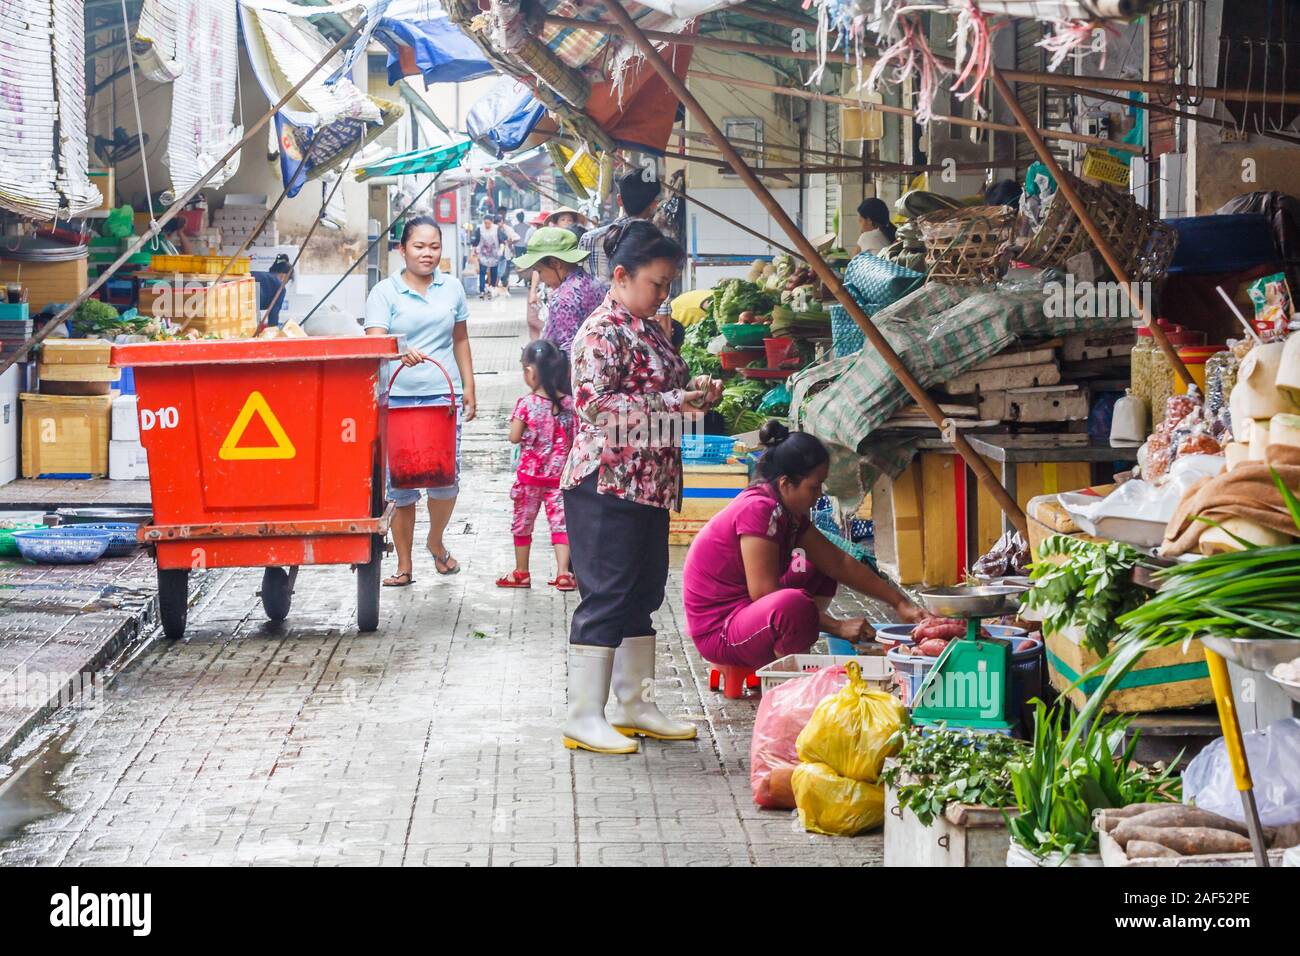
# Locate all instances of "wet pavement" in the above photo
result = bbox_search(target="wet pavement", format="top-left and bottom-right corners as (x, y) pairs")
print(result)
(0, 294), (891, 866)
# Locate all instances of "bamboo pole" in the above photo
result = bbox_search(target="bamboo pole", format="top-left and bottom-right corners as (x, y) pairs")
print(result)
(600, 0), (1029, 538)
(0, 18), (365, 377)
(551, 14), (1300, 106)
(688, 69), (1143, 155)
(989, 68), (1194, 389)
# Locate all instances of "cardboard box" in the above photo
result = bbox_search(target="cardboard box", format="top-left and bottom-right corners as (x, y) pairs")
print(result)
(21, 392), (112, 478)
(0, 256), (89, 314)
(111, 394), (139, 442)
(109, 439), (149, 480)
(88, 167), (115, 212)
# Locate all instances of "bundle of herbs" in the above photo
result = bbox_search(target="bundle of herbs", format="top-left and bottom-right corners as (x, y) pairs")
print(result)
(881, 726), (1025, 826)
(1007, 700), (1181, 862)
(1079, 471), (1300, 723)
(1021, 536), (1149, 657)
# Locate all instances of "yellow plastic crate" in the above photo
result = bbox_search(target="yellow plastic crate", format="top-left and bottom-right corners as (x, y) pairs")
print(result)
(149, 254), (251, 276)
(1082, 148), (1130, 188)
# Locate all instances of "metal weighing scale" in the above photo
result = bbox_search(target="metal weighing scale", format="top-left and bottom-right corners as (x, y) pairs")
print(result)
(910, 585), (1027, 732)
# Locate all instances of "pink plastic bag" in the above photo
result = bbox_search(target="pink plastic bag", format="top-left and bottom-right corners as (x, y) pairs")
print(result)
(750, 666), (849, 809)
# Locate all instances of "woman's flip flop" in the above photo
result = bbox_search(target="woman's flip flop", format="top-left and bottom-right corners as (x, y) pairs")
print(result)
(432, 550), (460, 575)
(383, 570), (415, 587)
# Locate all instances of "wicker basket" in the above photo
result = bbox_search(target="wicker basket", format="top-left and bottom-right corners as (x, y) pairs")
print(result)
(916, 205), (1016, 286)
(1017, 172), (1178, 284)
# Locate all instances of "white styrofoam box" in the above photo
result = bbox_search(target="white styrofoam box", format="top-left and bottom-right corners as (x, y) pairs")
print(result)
(109, 439), (149, 480)
(111, 394), (139, 442)
(0, 363), (17, 485)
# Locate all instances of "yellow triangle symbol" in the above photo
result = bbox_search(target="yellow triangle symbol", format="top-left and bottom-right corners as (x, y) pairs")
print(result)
(218, 391), (297, 461)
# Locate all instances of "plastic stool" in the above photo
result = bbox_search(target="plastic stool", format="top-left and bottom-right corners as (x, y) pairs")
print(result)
(708, 664), (760, 699)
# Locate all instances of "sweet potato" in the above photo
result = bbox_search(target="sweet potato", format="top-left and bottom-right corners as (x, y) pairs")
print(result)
(1114, 806), (1251, 842)
(917, 638), (950, 657)
(1096, 803), (1176, 831)
(1126, 840), (1183, 860)
(1112, 825), (1251, 856)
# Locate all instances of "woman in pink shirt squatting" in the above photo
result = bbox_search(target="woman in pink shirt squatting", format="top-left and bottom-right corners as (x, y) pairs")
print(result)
(683, 422), (926, 670)
(498, 339), (577, 591)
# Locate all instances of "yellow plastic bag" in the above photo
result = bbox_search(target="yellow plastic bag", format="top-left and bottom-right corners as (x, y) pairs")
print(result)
(795, 660), (908, 782)
(791, 762), (885, 836)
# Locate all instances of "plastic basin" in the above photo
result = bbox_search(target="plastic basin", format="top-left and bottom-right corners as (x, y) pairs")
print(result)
(13, 528), (112, 564)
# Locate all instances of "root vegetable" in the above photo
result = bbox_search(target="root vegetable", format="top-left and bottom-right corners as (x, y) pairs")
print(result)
(1096, 803), (1175, 831)
(1115, 806), (1251, 841)
(1126, 840), (1183, 859)
(917, 638), (949, 657)
(1111, 825), (1252, 856)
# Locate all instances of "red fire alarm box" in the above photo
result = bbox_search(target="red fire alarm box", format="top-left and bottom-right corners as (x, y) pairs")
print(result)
(434, 193), (456, 223)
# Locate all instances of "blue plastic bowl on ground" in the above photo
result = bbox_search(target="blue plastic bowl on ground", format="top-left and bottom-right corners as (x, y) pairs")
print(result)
(68, 523), (140, 557)
(13, 528), (111, 564)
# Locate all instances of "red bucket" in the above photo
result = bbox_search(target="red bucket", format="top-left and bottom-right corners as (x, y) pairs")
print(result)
(763, 336), (799, 369)
(385, 358), (458, 490)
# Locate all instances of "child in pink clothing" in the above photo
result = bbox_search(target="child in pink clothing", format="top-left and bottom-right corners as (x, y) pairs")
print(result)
(498, 340), (577, 590)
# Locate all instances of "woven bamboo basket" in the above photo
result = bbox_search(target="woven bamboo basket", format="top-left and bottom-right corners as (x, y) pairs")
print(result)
(916, 205), (1016, 285)
(1017, 172), (1178, 284)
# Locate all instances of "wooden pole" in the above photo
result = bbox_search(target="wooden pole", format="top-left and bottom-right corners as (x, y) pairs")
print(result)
(0, 18), (365, 377)
(600, 0), (1030, 538)
(551, 15), (1300, 106)
(989, 68), (1194, 389)
(688, 69), (1143, 155)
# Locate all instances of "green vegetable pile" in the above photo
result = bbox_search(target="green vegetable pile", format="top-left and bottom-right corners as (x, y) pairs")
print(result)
(69, 300), (149, 338)
(713, 278), (777, 325)
(716, 378), (768, 434)
(1082, 470), (1300, 718)
(1021, 536), (1149, 657)
(880, 726), (1025, 827)
(1008, 700), (1180, 861)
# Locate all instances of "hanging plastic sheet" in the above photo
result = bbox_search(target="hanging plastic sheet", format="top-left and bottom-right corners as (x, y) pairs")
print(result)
(372, 0), (494, 85)
(134, 0), (184, 82)
(0, 1), (101, 220)
(239, 0), (400, 197)
(352, 140), (472, 181)
(148, 1), (243, 195)
(465, 78), (548, 158)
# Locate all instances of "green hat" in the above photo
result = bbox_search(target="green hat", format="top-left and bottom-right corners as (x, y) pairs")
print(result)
(513, 226), (590, 271)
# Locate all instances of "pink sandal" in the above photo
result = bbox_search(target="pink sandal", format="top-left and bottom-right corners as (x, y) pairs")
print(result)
(496, 570), (531, 588)
(549, 573), (577, 591)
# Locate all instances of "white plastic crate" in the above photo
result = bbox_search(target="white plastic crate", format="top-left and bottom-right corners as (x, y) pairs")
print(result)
(755, 653), (893, 695)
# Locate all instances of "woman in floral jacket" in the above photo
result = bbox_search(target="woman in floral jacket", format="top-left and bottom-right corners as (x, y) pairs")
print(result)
(560, 221), (722, 755)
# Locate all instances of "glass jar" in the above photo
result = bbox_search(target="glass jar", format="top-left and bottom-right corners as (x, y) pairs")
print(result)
(1130, 328), (1157, 421)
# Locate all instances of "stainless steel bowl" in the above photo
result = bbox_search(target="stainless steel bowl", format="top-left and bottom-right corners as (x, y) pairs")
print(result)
(1200, 636), (1300, 673)
(1266, 671), (1300, 705)
(918, 586), (1023, 619)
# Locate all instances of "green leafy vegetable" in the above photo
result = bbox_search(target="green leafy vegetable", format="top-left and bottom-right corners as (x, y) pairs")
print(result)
(880, 725), (1025, 826)
(1006, 700), (1181, 861)
(680, 344), (721, 378)
(1021, 535), (1148, 657)
(713, 278), (777, 325)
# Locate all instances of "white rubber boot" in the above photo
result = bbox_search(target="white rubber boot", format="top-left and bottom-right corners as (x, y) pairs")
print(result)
(608, 635), (698, 740)
(562, 645), (639, 754)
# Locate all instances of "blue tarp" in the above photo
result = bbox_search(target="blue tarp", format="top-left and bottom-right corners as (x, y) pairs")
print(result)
(465, 78), (547, 158)
(373, 4), (493, 85)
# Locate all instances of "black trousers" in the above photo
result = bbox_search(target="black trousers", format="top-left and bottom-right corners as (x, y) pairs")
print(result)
(564, 472), (670, 647)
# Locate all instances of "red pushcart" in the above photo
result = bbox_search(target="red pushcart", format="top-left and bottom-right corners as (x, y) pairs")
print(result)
(111, 336), (402, 638)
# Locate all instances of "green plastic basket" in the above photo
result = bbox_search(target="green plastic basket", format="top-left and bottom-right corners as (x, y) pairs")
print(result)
(0, 523), (44, 557)
(721, 323), (771, 347)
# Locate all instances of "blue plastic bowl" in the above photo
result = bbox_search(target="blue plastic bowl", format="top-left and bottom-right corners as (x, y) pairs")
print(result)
(68, 523), (139, 557)
(13, 528), (111, 564)
(873, 622), (1027, 650)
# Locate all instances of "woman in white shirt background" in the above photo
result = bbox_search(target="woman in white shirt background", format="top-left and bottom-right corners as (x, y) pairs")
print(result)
(855, 197), (896, 255)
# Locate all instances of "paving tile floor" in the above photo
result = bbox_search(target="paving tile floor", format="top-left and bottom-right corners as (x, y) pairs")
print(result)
(0, 295), (890, 866)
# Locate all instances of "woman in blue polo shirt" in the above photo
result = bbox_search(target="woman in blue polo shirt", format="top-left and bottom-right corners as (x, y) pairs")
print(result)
(365, 217), (476, 585)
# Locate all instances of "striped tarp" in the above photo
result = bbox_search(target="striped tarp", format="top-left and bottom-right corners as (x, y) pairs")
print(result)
(354, 139), (473, 181)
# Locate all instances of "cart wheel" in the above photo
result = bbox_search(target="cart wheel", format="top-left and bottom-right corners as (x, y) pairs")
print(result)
(157, 568), (189, 640)
(356, 535), (382, 633)
(260, 566), (294, 622)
